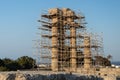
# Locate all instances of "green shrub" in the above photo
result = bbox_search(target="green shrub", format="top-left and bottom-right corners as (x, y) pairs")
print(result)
(0, 56), (36, 71)
(17, 56), (36, 69)
(0, 66), (9, 71)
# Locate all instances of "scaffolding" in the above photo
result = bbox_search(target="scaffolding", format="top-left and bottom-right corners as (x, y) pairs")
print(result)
(34, 8), (104, 72)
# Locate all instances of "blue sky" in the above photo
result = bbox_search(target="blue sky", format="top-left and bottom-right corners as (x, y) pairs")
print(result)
(0, 0), (120, 61)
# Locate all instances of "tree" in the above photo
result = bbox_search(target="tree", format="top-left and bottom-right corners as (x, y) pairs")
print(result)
(2, 58), (20, 71)
(95, 56), (111, 66)
(0, 66), (8, 71)
(2, 58), (13, 65)
(7, 61), (21, 71)
(0, 58), (4, 66)
(2, 58), (13, 70)
(17, 56), (36, 69)
(102, 57), (111, 66)
(107, 54), (112, 60)
(0, 56), (36, 71)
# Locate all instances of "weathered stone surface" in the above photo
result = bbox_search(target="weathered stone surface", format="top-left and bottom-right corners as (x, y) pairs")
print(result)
(0, 72), (104, 80)
(0, 71), (119, 80)
(0, 73), (15, 80)
(15, 73), (27, 80)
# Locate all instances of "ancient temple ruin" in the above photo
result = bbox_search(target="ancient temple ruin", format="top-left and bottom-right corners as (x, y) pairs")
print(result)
(36, 8), (103, 72)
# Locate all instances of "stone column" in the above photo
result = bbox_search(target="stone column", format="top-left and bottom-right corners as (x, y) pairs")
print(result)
(84, 36), (91, 69)
(70, 26), (77, 71)
(49, 8), (59, 71)
(67, 10), (77, 72)
(51, 26), (58, 71)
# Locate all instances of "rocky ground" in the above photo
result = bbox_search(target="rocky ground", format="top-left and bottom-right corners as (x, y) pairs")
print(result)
(0, 71), (103, 80)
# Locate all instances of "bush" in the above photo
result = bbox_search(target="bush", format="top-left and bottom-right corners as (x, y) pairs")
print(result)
(17, 56), (36, 69)
(0, 66), (9, 71)
(0, 56), (36, 71)
(0, 59), (4, 66)
(2, 58), (21, 71)
(95, 56), (111, 66)
(6, 61), (21, 71)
